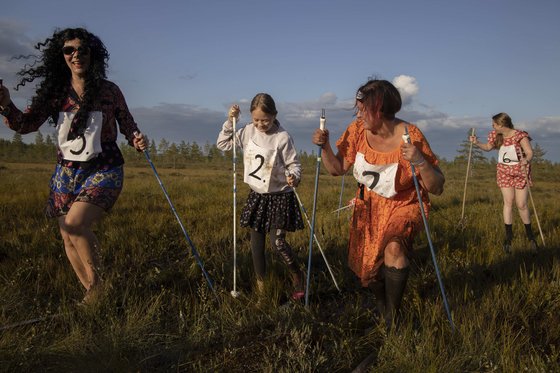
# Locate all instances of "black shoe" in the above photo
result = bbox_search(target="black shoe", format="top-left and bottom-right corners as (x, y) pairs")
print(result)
(529, 239), (538, 251)
(503, 242), (512, 254)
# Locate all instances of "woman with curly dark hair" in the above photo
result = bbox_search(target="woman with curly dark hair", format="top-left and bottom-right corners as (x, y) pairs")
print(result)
(0, 27), (148, 303)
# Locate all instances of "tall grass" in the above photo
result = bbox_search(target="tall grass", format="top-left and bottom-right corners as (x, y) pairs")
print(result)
(1, 161), (559, 372)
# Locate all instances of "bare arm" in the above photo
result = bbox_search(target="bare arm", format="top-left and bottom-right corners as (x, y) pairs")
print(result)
(519, 137), (533, 164)
(311, 129), (350, 176)
(469, 135), (493, 151)
(416, 162), (445, 195)
(401, 142), (445, 195)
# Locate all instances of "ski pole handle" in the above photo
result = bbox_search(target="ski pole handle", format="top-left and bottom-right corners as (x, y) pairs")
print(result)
(402, 132), (411, 144)
(320, 108), (326, 130)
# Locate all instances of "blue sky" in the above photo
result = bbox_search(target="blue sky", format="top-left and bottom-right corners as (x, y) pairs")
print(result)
(1, 0), (559, 161)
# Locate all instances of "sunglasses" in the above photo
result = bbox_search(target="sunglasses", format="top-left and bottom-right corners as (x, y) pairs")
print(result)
(62, 46), (90, 56)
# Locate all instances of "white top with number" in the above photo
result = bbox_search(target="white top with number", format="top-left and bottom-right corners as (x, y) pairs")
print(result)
(243, 139), (278, 193)
(353, 152), (399, 198)
(216, 120), (301, 194)
(57, 111), (103, 162)
(498, 144), (520, 164)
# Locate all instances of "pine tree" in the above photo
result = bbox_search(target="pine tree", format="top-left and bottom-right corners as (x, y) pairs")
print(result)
(149, 139), (157, 156)
(11, 132), (25, 157)
(190, 142), (202, 161)
(158, 138), (169, 155)
(166, 142), (179, 168)
(531, 142), (547, 164)
(454, 139), (487, 164)
(45, 134), (55, 147)
(34, 131), (45, 146)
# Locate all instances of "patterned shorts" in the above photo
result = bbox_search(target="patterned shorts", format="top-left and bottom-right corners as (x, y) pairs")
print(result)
(240, 190), (304, 233)
(496, 164), (532, 189)
(45, 164), (124, 218)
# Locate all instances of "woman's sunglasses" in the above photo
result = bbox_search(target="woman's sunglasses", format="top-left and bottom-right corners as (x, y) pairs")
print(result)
(62, 46), (90, 56)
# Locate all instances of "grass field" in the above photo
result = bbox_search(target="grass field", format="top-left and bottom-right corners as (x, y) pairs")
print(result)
(1, 160), (559, 372)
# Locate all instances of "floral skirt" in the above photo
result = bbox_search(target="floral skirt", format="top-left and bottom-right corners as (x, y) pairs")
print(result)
(45, 164), (124, 218)
(240, 190), (304, 233)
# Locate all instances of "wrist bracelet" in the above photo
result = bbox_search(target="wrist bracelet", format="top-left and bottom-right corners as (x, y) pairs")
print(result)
(411, 157), (426, 166)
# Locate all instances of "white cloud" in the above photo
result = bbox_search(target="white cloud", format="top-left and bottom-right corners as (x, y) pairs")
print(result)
(517, 116), (560, 134)
(392, 75), (419, 106)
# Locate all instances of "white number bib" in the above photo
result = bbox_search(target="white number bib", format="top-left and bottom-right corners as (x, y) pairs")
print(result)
(353, 152), (398, 198)
(498, 144), (519, 164)
(244, 139), (277, 193)
(57, 111), (103, 161)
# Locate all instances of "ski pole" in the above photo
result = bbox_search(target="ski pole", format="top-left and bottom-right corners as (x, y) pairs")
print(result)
(524, 165), (546, 247)
(231, 116), (241, 298)
(403, 126), (455, 331)
(287, 171), (340, 292)
(332, 201), (354, 214)
(304, 109), (326, 306)
(135, 132), (216, 296)
(459, 128), (475, 226)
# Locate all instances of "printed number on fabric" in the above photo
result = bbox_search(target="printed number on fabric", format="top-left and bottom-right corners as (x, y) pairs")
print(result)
(243, 139), (277, 193)
(498, 144), (520, 164)
(353, 152), (398, 198)
(57, 111), (103, 161)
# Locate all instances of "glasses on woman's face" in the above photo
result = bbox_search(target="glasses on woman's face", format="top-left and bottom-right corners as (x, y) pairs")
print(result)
(62, 46), (90, 56)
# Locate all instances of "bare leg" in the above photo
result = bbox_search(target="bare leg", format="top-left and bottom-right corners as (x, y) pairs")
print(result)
(500, 187), (515, 225)
(58, 202), (105, 294)
(58, 222), (89, 289)
(514, 187), (531, 224)
(384, 241), (409, 269)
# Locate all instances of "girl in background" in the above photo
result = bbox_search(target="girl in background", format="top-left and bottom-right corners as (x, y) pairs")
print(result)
(470, 112), (537, 253)
(217, 93), (305, 301)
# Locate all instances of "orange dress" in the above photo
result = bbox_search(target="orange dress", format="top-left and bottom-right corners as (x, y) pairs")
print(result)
(336, 120), (439, 287)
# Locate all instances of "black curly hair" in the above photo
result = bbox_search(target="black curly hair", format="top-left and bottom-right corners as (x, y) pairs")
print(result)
(15, 27), (109, 134)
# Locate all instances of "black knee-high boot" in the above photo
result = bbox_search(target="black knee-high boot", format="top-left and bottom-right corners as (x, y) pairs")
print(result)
(524, 223), (538, 250)
(383, 265), (410, 331)
(369, 280), (386, 317)
(504, 224), (513, 254)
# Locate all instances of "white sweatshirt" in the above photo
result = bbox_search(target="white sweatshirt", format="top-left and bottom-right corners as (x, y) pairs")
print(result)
(216, 119), (302, 194)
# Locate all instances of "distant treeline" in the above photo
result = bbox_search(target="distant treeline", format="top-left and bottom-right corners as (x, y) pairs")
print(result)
(0, 131), (322, 168)
(0, 130), (553, 168)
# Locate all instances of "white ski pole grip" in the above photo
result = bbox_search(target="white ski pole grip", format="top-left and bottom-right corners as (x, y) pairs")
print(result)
(320, 108), (326, 130)
(402, 132), (411, 144)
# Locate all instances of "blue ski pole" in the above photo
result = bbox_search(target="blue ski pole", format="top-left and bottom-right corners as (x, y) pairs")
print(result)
(403, 126), (454, 331)
(305, 109), (326, 307)
(135, 132), (216, 296)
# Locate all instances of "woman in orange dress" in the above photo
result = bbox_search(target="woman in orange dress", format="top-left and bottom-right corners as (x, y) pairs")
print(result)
(312, 79), (445, 329)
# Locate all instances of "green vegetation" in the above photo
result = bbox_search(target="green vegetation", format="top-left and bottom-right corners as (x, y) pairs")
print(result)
(0, 153), (559, 372)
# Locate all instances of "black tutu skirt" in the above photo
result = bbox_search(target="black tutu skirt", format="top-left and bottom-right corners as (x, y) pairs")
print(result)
(240, 190), (304, 233)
